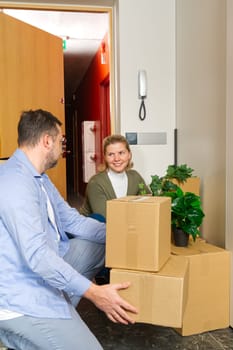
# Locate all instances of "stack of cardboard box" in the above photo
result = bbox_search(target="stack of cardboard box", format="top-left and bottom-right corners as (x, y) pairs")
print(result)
(106, 193), (230, 336)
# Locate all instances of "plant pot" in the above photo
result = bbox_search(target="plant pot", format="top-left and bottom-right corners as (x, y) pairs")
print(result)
(173, 228), (189, 247)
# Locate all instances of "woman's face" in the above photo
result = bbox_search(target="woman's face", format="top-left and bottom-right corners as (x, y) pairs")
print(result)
(104, 142), (131, 173)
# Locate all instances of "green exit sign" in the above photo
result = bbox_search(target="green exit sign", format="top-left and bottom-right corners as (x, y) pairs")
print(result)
(62, 40), (67, 50)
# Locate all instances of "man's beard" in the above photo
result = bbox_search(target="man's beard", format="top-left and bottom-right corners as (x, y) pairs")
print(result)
(45, 150), (59, 171)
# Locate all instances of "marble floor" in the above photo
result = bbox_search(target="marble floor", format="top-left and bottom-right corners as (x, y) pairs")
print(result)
(77, 298), (233, 350)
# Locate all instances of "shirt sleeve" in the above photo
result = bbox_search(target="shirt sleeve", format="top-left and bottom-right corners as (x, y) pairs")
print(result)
(0, 173), (93, 297)
(44, 176), (106, 242)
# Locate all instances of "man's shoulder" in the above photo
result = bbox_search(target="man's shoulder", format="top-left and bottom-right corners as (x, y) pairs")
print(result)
(0, 155), (36, 194)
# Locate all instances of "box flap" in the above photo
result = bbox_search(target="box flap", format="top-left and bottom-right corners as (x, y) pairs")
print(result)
(171, 238), (227, 256)
(108, 195), (171, 205)
(111, 255), (188, 278)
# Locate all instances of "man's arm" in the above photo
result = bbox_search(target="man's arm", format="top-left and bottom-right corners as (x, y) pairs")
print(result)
(0, 173), (92, 296)
(44, 175), (106, 243)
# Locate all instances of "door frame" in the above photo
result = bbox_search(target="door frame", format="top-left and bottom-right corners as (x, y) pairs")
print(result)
(0, 0), (119, 134)
(0, 0), (120, 199)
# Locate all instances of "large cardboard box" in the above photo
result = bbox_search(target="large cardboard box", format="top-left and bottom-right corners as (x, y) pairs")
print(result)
(106, 196), (171, 272)
(110, 255), (188, 328)
(172, 177), (200, 195)
(172, 239), (231, 336)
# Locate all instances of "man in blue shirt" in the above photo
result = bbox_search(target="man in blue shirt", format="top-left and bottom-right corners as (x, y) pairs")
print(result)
(0, 109), (137, 350)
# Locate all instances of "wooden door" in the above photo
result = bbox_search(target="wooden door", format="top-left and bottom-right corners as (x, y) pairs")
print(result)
(0, 13), (66, 198)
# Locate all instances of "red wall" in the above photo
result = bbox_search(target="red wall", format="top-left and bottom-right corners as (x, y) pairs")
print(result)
(76, 34), (109, 122)
(74, 33), (110, 195)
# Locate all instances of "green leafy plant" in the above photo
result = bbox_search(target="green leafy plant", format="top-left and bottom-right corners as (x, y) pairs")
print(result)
(149, 175), (164, 196)
(150, 164), (194, 197)
(165, 187), (205, 241)
(149, 163), (204, 242)
(164, 164), (194, 184)
(138, 182), (147, 195)
(149, 175), (178, 197)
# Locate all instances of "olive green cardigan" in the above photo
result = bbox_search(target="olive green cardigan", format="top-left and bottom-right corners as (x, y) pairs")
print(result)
(79, 169), (150, 219)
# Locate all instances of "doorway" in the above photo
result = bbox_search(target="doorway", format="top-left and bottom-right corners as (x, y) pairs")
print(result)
(1, 3), (115, 202)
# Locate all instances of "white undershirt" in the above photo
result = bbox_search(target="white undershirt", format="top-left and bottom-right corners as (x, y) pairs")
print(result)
(40, 181), (60, 243)
(107, 169), (128, 198)
(0, 309), (23, 320)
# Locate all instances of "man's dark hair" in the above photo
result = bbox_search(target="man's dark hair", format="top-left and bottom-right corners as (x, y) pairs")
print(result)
(17, 109), (62, 147)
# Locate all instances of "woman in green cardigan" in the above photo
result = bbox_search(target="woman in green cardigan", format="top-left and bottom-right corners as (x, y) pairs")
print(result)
(80, 134), (150, 284)
(80, 134), (150, 221)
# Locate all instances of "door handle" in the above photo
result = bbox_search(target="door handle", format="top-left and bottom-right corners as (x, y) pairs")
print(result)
(90, 154), (97, 162)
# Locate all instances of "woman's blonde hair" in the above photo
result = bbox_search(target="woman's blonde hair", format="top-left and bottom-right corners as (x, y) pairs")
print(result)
(98, 134), (133, 172)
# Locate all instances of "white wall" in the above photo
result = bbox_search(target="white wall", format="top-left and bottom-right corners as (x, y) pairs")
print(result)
(176, 0), (226, 246)
(117, 0), (227, 247)
(117, 0), (176, 185)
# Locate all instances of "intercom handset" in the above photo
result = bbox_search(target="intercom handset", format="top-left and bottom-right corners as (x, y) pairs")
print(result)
(138, 70), (147, 99)
(138, 70), (147, 120)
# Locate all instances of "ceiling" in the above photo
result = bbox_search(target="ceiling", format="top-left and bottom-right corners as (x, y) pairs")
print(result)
(3, 9), (109, 104)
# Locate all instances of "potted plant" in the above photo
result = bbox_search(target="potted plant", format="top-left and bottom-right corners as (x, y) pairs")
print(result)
(164, 186), (205, 246)
(149, 164), (205, 246)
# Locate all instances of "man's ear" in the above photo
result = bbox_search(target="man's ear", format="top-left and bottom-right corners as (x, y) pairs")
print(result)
(42, 133), (52, 150)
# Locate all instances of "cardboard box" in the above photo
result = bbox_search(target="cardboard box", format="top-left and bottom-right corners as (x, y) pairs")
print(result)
(106, 196), (171, 272)
(110, 255), (188, 328)
(172, 239), (230, 336)
(172, 177), (200, 195)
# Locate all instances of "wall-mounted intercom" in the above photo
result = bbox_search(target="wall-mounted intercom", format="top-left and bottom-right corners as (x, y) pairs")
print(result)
(138, 70), (147, 99)
(138, 70), (147, 120)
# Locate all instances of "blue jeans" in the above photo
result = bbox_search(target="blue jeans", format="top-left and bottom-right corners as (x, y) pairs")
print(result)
(0, 237), (105, 350)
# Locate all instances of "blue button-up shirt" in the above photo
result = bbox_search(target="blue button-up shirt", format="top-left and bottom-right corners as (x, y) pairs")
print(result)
(0, 149), (105, 319)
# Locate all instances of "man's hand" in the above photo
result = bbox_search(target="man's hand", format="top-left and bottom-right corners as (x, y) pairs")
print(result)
(84, 282), (138, 325)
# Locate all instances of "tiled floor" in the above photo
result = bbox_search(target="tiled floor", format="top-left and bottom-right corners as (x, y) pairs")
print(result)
(1, 302), (233, 350)
(77, 298), (233, 350)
